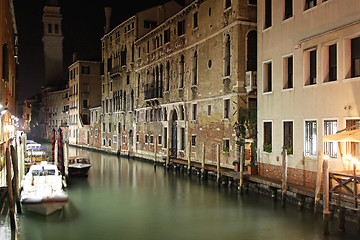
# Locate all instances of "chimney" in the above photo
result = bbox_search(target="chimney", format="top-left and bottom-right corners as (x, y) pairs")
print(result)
(104, 6), (112, 34)
(73, 52), (77, 62)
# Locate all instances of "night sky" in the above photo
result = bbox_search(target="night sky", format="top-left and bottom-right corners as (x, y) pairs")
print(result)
(14, 0), (185, 102)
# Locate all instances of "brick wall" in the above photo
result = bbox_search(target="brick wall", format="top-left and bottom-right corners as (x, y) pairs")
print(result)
(259, 163), (317, 189)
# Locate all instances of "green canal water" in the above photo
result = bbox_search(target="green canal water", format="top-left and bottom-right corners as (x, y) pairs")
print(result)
(1, 144), (360, 240)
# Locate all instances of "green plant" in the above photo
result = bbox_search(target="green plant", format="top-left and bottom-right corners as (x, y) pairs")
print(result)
(282, 144), (293, 155)
(263, 143), (272, 153)
(232, 160), (239, 166)
(223, 147), (230, 153)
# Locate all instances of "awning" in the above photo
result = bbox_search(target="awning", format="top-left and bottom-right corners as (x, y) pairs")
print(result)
(323, 129), (360, 142)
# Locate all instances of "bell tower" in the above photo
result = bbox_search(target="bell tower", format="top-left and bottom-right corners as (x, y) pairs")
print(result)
(42, 0), (63, 86)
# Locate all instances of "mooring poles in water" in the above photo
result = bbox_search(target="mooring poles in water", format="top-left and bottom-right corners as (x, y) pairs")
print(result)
(281, 149), (288, 207)
(314, 152), (324, 216)
(216, 144), (220, 183)
(10, 145), (21, 214)
(187, 140), (191, 175)
(323, 159), (330, 235)
(239, 145), (244, 193)
(5, 145), (16, 230)
(201, 143), (205, 179)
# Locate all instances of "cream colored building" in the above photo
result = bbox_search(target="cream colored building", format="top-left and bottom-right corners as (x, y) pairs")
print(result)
(68, 60), (101, 144)
(257, 0), (360, 188)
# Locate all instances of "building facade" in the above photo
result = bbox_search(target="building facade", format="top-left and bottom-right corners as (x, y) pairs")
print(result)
(89, 106), (101, 148)
(0, 0), (18, 113)
(133, 0), (257, 166)
(47, 88), (69, 140)
(68, 60), (101, 145)
(257, 0), (360, 188)
(101, 1), (183, 153)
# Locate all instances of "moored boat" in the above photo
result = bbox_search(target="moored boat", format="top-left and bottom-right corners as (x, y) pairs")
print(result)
(68, 156), (92, 177)
(20, 161), (68, 215)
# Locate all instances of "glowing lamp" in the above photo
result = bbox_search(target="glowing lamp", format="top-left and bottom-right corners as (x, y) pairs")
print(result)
(346, 154), (353, 161)
(324, 155), (330, 160)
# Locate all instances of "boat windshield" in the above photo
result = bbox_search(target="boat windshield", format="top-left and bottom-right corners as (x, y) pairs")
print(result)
(32, 169), (56, 176)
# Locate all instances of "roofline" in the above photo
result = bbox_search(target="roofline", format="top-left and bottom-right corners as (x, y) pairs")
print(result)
(68, 60), (101, 69)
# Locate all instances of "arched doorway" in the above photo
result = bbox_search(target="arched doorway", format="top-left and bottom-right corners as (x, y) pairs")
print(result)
(129, 129), (133, 155)
(170, 110), (178, 157)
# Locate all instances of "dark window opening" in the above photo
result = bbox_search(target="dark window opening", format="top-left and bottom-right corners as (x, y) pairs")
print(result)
(284, 0), (293, 19)
(264, 0), (272, 29)
(329, 44), (337, 81)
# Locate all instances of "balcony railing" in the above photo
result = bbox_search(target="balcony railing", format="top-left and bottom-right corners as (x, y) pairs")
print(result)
(144, 84), (163, 100)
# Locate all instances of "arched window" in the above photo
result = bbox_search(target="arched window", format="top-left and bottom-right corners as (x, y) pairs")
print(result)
(224, 34), (231, 76)
(160, 64), (163, 97)
(123, 91), (127, 112)
(130, 89), (134, 111)
(193, 50), (198, 85)
(247, 30), (257, 71)
(179, 55), (185, 88)
(166, 61), (170, 91)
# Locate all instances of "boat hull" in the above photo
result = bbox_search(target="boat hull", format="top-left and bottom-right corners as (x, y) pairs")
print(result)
(21, 197), (68, 215)
(68, 165), (91, 177)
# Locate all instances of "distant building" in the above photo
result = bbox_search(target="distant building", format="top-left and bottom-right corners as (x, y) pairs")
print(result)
(47, 88), (69, 140)
(89, 106), (102, 148)
(257, 0), (360, 188)
(42, 0), (64, 86)
(0, 0), (18, 114)
(23, 97), (40, 133)
(68, 60), (101, 145)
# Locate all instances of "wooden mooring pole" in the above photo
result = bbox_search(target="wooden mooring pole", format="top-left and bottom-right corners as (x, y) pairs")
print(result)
(166, 138), (170, 169)
(201, 143), (205, 179)
(239, 145), (244, 193)
(216, 144), (220, 183)
(10, 145), (21, 214)
(323, 159), (330, 235)
(5, 145), (16, 230)
(281, 149), (288, 207)
(187, 140), (191, 174)
(314, 152), (324, 216)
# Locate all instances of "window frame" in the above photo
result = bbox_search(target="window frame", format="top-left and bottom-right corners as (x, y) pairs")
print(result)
(304, 120), (318, 157)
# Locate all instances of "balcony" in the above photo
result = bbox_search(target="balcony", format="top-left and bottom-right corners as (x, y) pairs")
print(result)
(110, 65), (121, 78)
(144, 84), (163, 101)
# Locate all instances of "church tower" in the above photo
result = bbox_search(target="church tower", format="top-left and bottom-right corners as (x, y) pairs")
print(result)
(42, 0), (63, 86)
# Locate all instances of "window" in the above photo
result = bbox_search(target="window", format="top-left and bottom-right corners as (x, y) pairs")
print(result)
(102, 83), (105, 93)
(83, 99), (88, 108)
(263, 61), (272, 92)
(81, 66), (90, 74)
(164, 28), (171, 43)
(179, 55), (185, 88)
(224, 99), (230, 119)
(208, 105), (211, 116)
(166, 61), (170, 91)
(284, 0), (293, 19)
(145, 135), (149, 144)
(178, 20), (185, 36)
(191, 135), (196, 146)
(225, 0), (231, 9)
(264, 122), (272, 152)
(324, 120), (337, 158)
(305, 0), (316, 10)
(164, 128), (168, 148)
(305, 121), (317, 156)
(283, 121), (293, 155)
(48, 24), (52, 33)
(209, 8), (212, 16)
(249, 0), (257, 5)
(223, 139), (230, 152)
(180, 128), (185, 150)
(193, 12), (198, 28)
(193, 51), (198, 85)
(83, 83), (89, 93)
(192, 104), (197, 120)
(55, 24), (59, 34)
(224, 35), (231, 76)
(264, 0), (272, 29)
(304, 49), (317, 85)
(158, 135), (162, 145)
(283, 55), (293, 89)
(351, 37), (360, 78)
(109, 139), (112, 147)
(109, 122), (112, 132)
(144, 20), (157, 29)
(2, 44), (8, 81)
(323, 44), (337, 82)
(150, 135), (154, 144)
(136, 134), (140, 143)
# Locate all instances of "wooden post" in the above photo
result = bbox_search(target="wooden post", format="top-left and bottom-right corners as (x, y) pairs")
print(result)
(154, 137), (157, 166)
(166, 138), (170, 168)
(314, 152), (324, 216)
(239, 145), (244, 193)
(338, 207), (345, 232)
(5, 146), (16, 229)
(187, 140), (191, 174)
(323, 159), (330, 235)
(10, 145), (21, 214)
(217, 144), (220, 183)
(64, 141), (69, 177)
(281, 149), (288, 207)
(201, 143), (205, 178)
(54, 140), (58, 166)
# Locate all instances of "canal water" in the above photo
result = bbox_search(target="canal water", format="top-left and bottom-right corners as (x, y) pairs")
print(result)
(1, 143), (360, 240)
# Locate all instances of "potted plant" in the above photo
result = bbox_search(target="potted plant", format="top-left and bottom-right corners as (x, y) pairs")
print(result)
(247, 162), (258, 175)
(263, 143), (272, 153)
(233, 160), (240, 172)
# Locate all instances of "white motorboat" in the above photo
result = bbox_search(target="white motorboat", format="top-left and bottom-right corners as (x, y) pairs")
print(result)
(20, 161), (68, 215)
(25, 140), (47, 164)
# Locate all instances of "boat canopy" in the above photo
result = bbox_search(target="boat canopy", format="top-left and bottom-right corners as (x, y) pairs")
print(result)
(323, 129), (360, 142)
